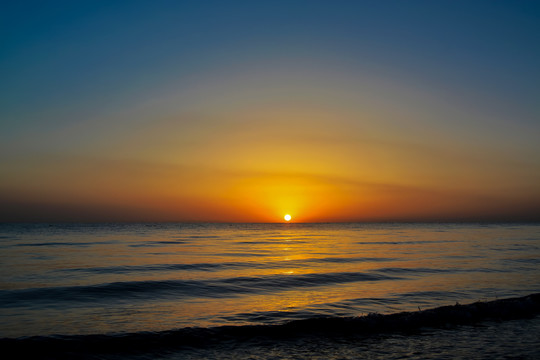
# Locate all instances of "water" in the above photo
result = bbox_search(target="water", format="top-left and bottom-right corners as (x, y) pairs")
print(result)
(1, 223), (539, 358)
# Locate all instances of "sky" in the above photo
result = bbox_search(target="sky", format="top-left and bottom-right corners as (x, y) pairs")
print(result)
(1, 0), (539, 222)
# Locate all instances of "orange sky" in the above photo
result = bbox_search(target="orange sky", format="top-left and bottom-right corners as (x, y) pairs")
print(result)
(2, 93), (539, 222)
(1, 2), (539, 222)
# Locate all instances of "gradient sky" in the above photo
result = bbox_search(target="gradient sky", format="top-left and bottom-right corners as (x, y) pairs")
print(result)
(1, 0), (539, 222)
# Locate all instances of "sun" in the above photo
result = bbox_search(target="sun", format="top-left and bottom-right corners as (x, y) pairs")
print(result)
(284, 214), (292, 222)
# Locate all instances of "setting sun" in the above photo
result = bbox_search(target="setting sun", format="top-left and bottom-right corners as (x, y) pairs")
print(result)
(284, 214), (292, 222)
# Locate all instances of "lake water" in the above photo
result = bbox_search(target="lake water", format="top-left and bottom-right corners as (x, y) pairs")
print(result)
(1, 223), (539, 358)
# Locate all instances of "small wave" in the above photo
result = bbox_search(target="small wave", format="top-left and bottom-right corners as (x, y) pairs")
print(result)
(15, 241), (111, 247)
(0, 271), (398, 307)
(1, 293), (538, 358)
(219, 252), (270, 257)
(375, 267), (452, 274)
(504, 258), (540, 264)
(237, 240), (307, 244)
(58, 262), (229, 274)
(355, 240), (458, 245)
(128, 240), (188, 247)
(375, 267), (507, 275)
(187, 235), (221, 239)
(154, 240), (188, 245)
(57, 256), (397, 276)
(315, 256), (396, 263)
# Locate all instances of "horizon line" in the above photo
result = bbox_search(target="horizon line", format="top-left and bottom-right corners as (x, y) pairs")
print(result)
(2, 220), (539, 225)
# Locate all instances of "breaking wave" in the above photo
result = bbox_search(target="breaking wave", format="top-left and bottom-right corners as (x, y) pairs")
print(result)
(1, 293), (538, 359)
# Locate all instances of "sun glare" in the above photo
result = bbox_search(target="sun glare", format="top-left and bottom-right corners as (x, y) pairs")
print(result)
(284, 214), (292, 221)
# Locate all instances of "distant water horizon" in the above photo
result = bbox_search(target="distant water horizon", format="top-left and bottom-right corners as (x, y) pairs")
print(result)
(1, 222), (539, 358)
(3, 220), (540, 223)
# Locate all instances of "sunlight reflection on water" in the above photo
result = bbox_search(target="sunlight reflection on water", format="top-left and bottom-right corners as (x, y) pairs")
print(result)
(0, 223), (539, 337)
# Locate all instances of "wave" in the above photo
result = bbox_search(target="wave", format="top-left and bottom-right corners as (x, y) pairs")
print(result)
(58, 256), (398, 274)
(0, 271), (398, 307)
(3, 265), (504, 308)
(355, 240), (461, 245)
(14, 241), (113, 247)
(60, 262), (230, 274)
(1, 293), (538, 359)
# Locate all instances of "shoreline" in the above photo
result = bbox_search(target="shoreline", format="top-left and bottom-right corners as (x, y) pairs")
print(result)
(2, 293), (539, 357)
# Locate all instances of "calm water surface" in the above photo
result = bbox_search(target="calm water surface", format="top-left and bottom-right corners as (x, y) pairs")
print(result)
(1, 223), (539, 339)
(1, 223), (540, 359)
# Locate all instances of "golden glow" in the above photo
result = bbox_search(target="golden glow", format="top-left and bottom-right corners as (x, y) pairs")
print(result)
(1, 66), (538, 223)
(284, 214), (292, 221)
